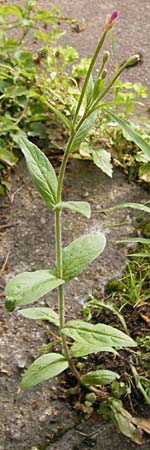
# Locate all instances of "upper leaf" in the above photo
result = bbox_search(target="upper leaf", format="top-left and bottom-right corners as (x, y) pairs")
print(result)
(18, 136), (58, 208)
(18, 307), (59, 327)
(105, 108), (150, 160)
(21, 353), (68, 389)
(92, 149), (113, 177)
(45, 100), (72, 130)
(5, 270), (64, 307)
(70, 112), (97, 153)
(81, 369), (120, 386)
(62, 233), (106, 281)
(54, 201), (91, 218)
(62, 319), (136, 357)
(86, 74), (94, 106)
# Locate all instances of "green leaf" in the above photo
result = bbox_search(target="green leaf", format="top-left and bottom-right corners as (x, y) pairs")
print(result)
(54, 201), (91, 218)
(69, 341), (116, 357)
(129, 253), (150, 258)
(0, 5), (23, 19)
(0, 148), (18, 165)
(86, 74), (94, 105)
(139, 163), (150, 183)
(62, 320), (136, 357)
(34, 8), (60, 22)
(70, 112), (97, 153)
(62, 233), (106, 281)
(4, 86), (27, 98)
(110, 400), (143, 444)
(81, 370), (120, 386)
(92, 149), (112, 177)
(93, 78), (105, 99)
(136, 150), (150, 163)
(5, 270), (64, 307)
(117, 238), (150, 244)
(21, 353), (68, 389)
(18, 136), (57, 208)
(18, 307), (59, 326)
(45, 100), (72, 130)
(2, 180), (11, 191)
(100, 202), (150, 214)
(0, 184), (4, 195)
(5, 298), (16, 312)
(105, 108), (150, 160)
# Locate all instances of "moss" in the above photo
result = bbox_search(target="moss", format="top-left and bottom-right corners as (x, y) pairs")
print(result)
(105, 279), (124, 295)
(137, 220), (150, 238)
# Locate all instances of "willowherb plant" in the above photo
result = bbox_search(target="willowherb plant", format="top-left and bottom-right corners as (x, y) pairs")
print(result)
(5, 11), (138, 390)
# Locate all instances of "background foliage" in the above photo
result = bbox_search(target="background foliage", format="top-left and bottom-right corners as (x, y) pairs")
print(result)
(0, 1), (150, 195)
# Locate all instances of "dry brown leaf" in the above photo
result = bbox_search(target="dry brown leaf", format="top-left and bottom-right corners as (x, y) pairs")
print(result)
(136, 417), (150, 434)
(140, 313), (150, 325)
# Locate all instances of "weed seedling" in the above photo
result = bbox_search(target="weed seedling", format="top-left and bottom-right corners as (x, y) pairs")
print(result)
(5, 9), (140, 402)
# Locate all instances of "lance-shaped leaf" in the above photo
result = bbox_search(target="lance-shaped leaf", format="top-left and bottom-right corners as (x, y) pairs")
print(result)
(117, 237), (150, 244)
(70, 112), (97, 153)
(70, 341), (116, 357)
(62, 233), (106, 281)
(21, 353), (68, 389)
(92, 149), (113, 177)
(19, 307), (59, 327)
(86, 74), (94, 106)
(45, 100), (72, 130)
(54, 201), (91, 218)
(129, 252), (150, 258)
(18, 136), (58, 208)
(5, 270), (64, 307)
(105, 108), (150, 160)
(110, 399), (143, 444)
(81, 370), (120, 386)
(99, 202), (150, 214)
(62, 320), (136, 357)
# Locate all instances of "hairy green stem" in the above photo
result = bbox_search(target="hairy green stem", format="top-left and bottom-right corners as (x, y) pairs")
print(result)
(55, 133), (81, 381)
(88, 60), (135, 114)
(55, 210), (64, 325)
(73, 28), (107, 126)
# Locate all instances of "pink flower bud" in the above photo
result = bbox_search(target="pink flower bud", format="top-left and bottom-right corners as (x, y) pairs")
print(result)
(108, 10), (118, 25)
(105, 10), (119, 30)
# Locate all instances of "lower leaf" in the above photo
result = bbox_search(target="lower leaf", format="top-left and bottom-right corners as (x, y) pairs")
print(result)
(70, 341), (117, 357)
(18, 307), (59, 327)
(62, 319), (136, 358)
(81, 370), (120, 386)
(110, 399), (143, 444)
(5, 270), (64, 307)
(21, 353), (68, 389)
